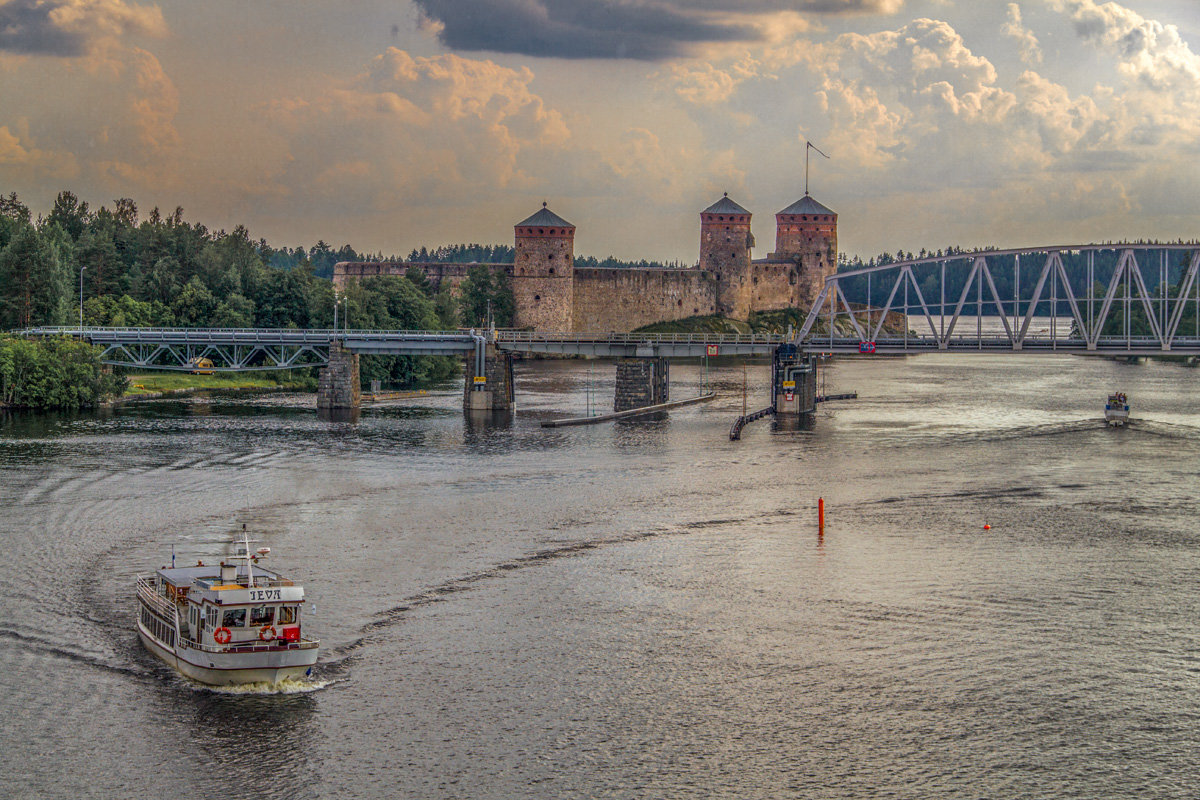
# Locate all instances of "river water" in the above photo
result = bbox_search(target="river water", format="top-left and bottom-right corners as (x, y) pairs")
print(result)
(2, 353), (1199, 799)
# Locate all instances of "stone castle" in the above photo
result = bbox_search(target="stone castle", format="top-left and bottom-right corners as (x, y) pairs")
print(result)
(334, 192), (838, 332)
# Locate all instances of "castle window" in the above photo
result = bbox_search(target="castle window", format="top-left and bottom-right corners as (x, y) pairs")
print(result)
(534, 295), (541, 301)
(538, 229), (544, 234)
(678, 299), (683, 307)
(549, 267), (555, 274)
(718, 216), (724, 221)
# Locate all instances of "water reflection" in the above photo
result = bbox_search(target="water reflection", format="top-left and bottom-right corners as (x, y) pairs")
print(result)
(317, 407), (360, 424)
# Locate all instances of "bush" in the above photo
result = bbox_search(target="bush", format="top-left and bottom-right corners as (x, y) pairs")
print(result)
(0, 336), (127, 409)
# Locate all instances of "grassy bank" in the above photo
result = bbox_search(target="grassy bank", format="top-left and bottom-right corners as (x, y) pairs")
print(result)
(124, 371), (315, 396)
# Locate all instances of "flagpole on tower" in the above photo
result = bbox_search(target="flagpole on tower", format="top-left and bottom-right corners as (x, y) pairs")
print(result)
(805, 140), (829, 196)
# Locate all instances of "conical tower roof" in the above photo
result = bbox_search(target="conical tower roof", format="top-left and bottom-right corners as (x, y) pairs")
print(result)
(702, 193), (751, 216)
(517, 202), (574, 228)
(778, 194), (836, 216)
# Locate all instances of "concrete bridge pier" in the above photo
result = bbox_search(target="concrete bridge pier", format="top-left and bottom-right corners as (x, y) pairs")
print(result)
(317, 341), (361, 410)
(463, 343), (514, 413)
(614, 358), (669, 412)
(773, 346), (816, 424)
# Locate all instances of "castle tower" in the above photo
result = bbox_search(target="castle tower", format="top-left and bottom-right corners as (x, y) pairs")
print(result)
(771, 194), (838, 308)
(511, 203), (575, 331)
(699, 193), (754, 319)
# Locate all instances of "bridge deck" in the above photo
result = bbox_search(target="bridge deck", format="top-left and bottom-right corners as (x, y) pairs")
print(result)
(17, 326), (1200, 370)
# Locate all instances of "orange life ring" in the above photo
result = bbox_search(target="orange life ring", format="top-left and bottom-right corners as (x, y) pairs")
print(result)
(213, 627), (232, 644)
(259, 626), (277, 642)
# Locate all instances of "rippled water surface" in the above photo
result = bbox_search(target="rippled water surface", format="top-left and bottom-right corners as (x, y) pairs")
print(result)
(2, 354), (1199, 799)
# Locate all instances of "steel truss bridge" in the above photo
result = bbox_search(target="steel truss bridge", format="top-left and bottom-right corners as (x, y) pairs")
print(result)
(16, 328), (490, 371)
(18, 327), (789, 369)
(18, 242), (1200, 365)
(800, 243), (1200, 355)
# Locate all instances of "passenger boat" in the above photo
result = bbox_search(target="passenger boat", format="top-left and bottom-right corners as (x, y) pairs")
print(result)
(1105, 392), (1129, 427)
(136, 534), (319, 686)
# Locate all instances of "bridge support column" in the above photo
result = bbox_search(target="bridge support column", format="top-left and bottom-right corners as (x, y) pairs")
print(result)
(463, 344), (514, 413)
(318, 341), (360, 410)
(773, 347), (816, 420)
(614, 358), (669, 412)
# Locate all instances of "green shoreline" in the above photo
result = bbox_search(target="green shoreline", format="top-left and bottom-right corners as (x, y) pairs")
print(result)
(122, 372), (313, 398)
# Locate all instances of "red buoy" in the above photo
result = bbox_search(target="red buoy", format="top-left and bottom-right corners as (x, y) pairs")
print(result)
(983, 523), (991, 530)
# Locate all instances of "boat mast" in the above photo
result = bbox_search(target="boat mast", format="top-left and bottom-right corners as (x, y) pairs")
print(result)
(242, 524), (254, 588)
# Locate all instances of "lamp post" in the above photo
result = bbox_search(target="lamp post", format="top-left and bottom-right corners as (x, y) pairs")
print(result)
(79, 265), (87, 329)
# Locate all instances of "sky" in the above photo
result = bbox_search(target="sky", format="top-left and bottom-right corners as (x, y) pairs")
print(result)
(1, 0), (1199, 262)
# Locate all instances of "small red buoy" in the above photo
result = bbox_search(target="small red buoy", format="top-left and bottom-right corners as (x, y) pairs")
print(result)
(983, 524), (991, 530)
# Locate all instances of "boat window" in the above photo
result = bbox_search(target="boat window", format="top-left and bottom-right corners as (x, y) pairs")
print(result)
(206, 606), (218, 628)
(278, 606), (298, 625)
(222, 608), (246, 628)
(250, 605), (274, 626)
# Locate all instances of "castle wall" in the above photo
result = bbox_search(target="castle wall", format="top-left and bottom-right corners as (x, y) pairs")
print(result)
(572, 268), (718, 332)
(337, 194), (837, 332)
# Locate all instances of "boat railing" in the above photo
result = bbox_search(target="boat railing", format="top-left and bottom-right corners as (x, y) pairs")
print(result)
(136, 575), (178, 619)
(179, 637), (320, 655)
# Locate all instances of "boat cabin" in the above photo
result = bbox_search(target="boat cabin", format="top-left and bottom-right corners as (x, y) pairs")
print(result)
(146, 562), (306, 647)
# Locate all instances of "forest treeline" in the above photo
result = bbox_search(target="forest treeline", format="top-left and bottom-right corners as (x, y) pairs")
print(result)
(0, 191), (525, 389)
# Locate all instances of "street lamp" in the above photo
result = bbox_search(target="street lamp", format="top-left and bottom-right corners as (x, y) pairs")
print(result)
(79, 265), (87, 329)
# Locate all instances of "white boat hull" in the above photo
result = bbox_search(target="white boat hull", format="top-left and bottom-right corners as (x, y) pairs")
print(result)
(139, 623), (318, 686)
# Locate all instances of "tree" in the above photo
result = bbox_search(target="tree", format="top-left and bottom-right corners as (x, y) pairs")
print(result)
(171, 276), (219, 326)
(0, 192), (30, 250)
(458, 265), (514, 327)
(0, 225), (70, 328)
(254, 269), (311, 328)
(75, 228), (121, 298)
(213, 294), (256, 328)
(405, 266), (434, 297)
(45, 191), (90, 241)
(458, 265), (494, 327)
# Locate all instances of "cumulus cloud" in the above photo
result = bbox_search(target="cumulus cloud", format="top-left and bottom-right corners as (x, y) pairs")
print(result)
(803, 19), (1018, 168)
(1002, 2), (1042, 65)
(0, 0), (166, 57)
(266, 49), (571, 212)
(659, 55), (770, 104)
(1051, 0), (1200, 93)
(411, 0), (905, 60)
(0, 123), (77, 178)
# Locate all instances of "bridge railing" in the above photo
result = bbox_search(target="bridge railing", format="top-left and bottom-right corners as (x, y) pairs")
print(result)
(20, 326), (470, 337)
(496, 330), (786, 345)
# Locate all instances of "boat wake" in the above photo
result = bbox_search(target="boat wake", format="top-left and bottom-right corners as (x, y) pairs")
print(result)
(195, 676), (337, 695)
